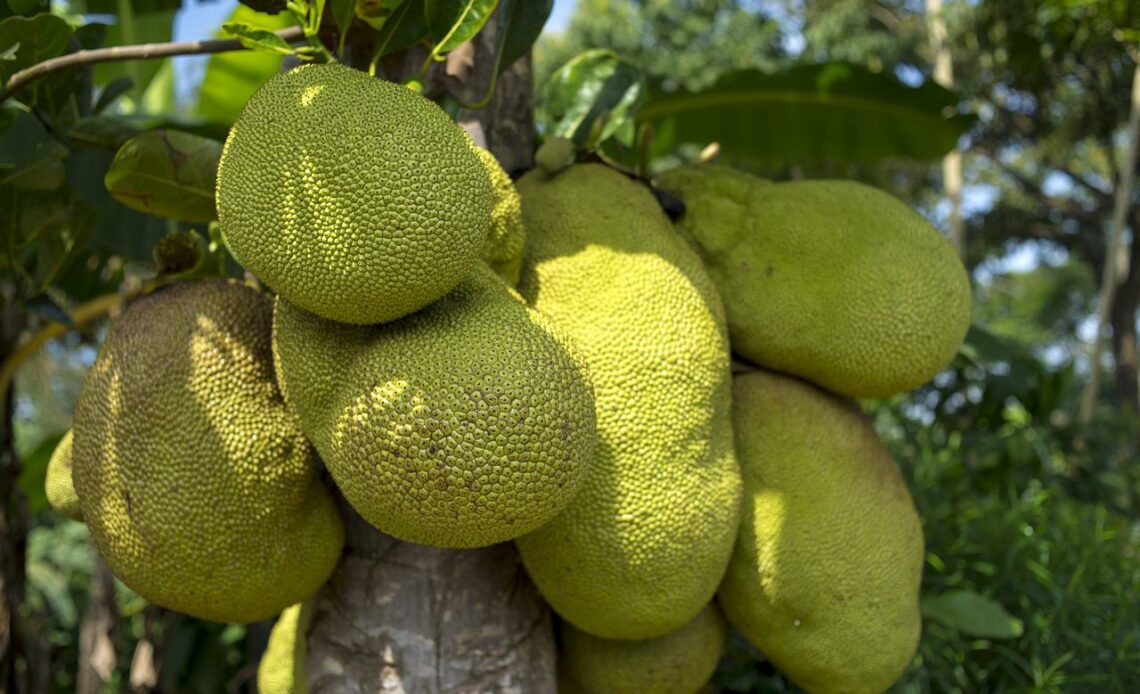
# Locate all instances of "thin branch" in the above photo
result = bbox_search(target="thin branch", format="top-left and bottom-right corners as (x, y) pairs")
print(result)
(0, 26), (306, 104)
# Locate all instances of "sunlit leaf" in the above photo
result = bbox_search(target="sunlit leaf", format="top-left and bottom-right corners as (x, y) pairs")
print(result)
(426, 0), (498, 55)
(222, 21), (297, 56)
(493, 0), (550, 74)
(354, 0), (405, 30)
(638, 62), (974, 165)
(922, 589), (1025, 639)
(196, 5), (291, 124)
(542, 49), (646, 148)
(104, 130), (221, 222)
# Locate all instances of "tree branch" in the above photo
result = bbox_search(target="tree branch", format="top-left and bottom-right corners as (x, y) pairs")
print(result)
(0, 27), (306, 104)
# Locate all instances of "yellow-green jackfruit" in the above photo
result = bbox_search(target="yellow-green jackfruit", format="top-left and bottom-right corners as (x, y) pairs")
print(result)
(720, 369), (923, 694)
(658, 164), (972, 399)
(258, 602), (314, 694)
(72, 280), (344, 624)
(272, 264), (596, 548)
(475, 146), (525, 286)
(45, 430), (82, 521)
(217, 63), (493, 325)
(514, 163), (741, 640)
(558, 603), (728, 694)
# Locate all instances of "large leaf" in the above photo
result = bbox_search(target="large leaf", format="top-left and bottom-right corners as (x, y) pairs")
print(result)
(373, 0), (429, 56)
(104, 130), (221, 222)
(0, 14), (74, 113)
(922, 589), (1025, 639)
(638, 62), (974, 165)
(196, 5), (291, 124)
(425, 0), (498, 54)
(493, 0), (551, 74)
(541, 49), (646, 148)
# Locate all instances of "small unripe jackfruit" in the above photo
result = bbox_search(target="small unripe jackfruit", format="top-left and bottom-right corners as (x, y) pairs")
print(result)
(258, 602), (314, 694)
(45, 430), (82, 521)
(558, 604), (728, 694)
(720, 369), (923, 694)
(515, 164), (741, 640)
(217, 63), (493, 325)
(658, 164), (971, 398)
(273, 264), (595, 548)
(475, 146), (525, 286)
(73, 280), (344, 624)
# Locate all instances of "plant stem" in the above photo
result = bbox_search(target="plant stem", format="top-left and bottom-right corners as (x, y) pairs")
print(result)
(0, 27), (306, 104)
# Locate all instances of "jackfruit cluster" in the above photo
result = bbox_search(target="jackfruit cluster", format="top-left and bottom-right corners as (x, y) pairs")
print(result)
(48, 63), (971, 694)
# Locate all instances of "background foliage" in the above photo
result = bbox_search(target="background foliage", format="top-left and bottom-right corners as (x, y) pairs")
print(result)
(1, 0), (1138, 691)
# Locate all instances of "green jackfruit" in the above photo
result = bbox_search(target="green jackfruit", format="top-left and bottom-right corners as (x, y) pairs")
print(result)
(515, 164), (741, 640)
(258, 602), (314, 694)
(558, 604), (728, 694)
(45, 430), (82, 522)
(73, 280), (344, 624)
(217, 63), (493, 325)
(720, 369), (923, 694)
(475, 146), (525, 286)
(658, 164), (972, 399)
(273, 264), (596, 548)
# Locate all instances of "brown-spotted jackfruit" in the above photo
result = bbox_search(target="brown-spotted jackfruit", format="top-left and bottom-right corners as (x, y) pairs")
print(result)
(258, 601), (314, 694)
(475, 146), (525, 286)
(45, 430), (82, 521)
(658, 164), (972, 399)
(72, 280), (344, 624)
(216, 63), (493, 325)
(272, 264), (596, 549)
(558, 603), (728, 694)
(720, 369), (923, 694)
(514, 163), (741, 640)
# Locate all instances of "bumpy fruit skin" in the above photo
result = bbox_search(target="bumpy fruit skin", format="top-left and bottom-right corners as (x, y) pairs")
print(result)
(658, 164), (972, 399)
(45, 430), (82, 521)
(258, 602), (313, 694)
(72, 280), (344, 624)
(558, 604), (728, 694)
(514, 164), (741, 640)
(216, 63), (492, 325)
(475, 146), (526, 286)
(273, 264), (596, 549)
(721, 370), (923, 694)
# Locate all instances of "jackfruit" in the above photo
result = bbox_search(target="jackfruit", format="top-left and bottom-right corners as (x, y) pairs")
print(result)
(658, 164), (972, 399)
(514, 163), (741, 640)
(720, 369), (923, 694)
(217, 63), (493, 325)
(258, 602), (313, 694)
(72, 280), (344, 624)
(272, 264), (596, 548)
(475, 146), (525, 286)
(558, 603), (728, 694)
(45, 430), (82, 521)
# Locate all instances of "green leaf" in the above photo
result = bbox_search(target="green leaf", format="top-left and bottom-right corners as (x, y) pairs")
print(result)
(196, 5), (291, 124)
(6, 0), (41, 15)
(0, 139), (67, 191)
(638, 62), (974, 166)
(330, 0), (358, 50)
(104, 130), (221, 223)
(66, 115), (141, 152)
(93, 10), (176, 107)
(493, 0), (550, 74)
(542, 49), (646, 148)
(354, 0), (405, 30)
(93, 76), (134, 114)
(922, 589), (1025, 639)
(222, 21), (296, 56)
(86, 0), (182, 14)
(0, 14), (74, 112)
(426, 0), (498, 55)
(373, 0), (428, 56)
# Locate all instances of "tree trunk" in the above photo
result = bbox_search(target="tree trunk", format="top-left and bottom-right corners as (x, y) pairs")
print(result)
(1109, 208), (1140, 412)
(1079, 62), (1140, 426)
(302, 15), (556, 692)
(77, 555), (118, 694)
(926, 0), (966, 258)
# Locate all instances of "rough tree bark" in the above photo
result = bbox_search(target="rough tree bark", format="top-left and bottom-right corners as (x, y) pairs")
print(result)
(77, 556), (118, 694)
(1109, 207), (1140, 412)
(302, 13), (557, 693)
